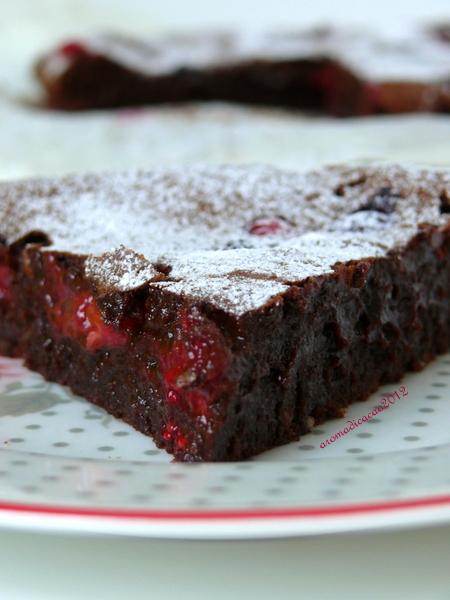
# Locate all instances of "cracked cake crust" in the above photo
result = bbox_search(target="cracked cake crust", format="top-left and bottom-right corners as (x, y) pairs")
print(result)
(1, 163), (449, 460)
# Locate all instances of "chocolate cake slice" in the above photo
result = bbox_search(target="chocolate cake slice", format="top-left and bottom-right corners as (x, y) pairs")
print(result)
(35, 25), (450, 115)
(1, 163), (449, 461)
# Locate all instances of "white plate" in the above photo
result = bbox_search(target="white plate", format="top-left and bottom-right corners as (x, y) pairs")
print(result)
(0, 0), (450, 542)
(0, 354), (449, 539)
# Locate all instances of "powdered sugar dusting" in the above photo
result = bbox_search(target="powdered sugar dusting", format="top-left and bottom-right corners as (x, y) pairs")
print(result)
(85, 245), (159, 291)
(156, 277), (287, 315)
(1, 163), (449, 314)
(40, 25), (450, 83)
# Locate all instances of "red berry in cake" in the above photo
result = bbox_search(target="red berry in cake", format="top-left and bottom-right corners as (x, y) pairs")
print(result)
(160, 309), (231, 417)
(163, 325), (229, 389)
(58, 41), (91, 58)
(162, 422), (177, 442)
(248, 217), (291, 236)
(43, 256), (128, 351)
(76, 294), (129, 351)
(183, 389), (210, 417)
(167, 389), (179, 405)
(175, 434), (189, 451)
(161, 422), (188, 452)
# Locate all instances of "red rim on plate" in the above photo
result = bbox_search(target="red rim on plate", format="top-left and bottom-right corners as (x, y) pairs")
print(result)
(1, 494), (450, 521)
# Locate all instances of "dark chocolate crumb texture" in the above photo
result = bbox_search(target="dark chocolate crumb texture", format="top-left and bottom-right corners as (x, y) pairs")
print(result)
(36, 25), (450, 115)
(1, 163), (449, 461)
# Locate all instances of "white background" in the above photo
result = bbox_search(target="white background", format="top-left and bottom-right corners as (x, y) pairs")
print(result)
(0, 0), (450, 179)
(2, 525), (450, 600)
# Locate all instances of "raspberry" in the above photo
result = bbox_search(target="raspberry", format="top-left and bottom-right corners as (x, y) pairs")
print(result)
(167, 389), (180, 405)
(58, 42), (91, 58)
(161, 422), (188, 451)
(161, 309), (230, 417)
(76, 295), (129, 351)
(183, 389), (210, 417)
(163, 325), (229, 389)
(248, 217), (290, 236)
(44, 256), (128, 351)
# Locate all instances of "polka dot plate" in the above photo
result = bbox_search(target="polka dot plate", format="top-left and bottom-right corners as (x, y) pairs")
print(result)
(0, 354), (450, 539)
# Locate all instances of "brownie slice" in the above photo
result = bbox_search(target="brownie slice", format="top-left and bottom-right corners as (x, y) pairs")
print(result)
(35, 26), (450, 115)
(1, 164), (449, 461)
